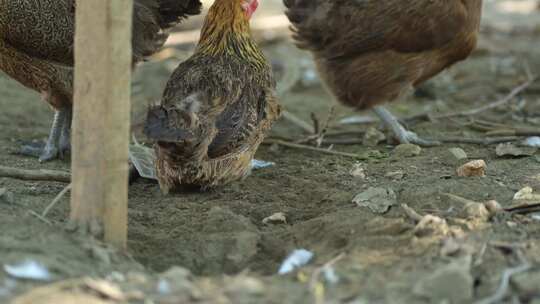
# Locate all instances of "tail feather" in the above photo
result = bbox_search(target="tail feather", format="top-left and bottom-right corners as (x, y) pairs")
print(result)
(283, 0), (327, 52)
(144, 106), (195, 143)
(155, 0), (202, 28)
(132, 0), (202, 61)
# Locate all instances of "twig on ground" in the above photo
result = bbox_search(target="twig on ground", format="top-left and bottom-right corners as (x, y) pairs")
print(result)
(309, 253), (346, 289)
(403, 79), (534, 125)
(401, 204), (424, 222)
(28, 210), (52, 225)
(0, 165), (70, 183)
(311, 112), (321, 135)
(504, 203), (540, 215)
(520, 60), (534, 83)
(486, 129), (540, 137)
(309, 252), (346, 304)
(489, 241), (528, 250)
(281, 111), (316, 134)
(321, 138), (364, 145)
(298, 107), (337, 146)
(474, 242), (488, 266)
(472, 119), (519, 130)
(436, 79), (535, 119)
(325, 130), (366, 137)
(475, 249), (530, 304)
(438, 136), (519, 145)
(42, 183), (72, 218)
(264, 139), (365, 159)
(314, 107), (336, 147)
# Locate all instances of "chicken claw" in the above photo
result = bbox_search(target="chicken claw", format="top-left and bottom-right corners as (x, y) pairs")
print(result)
(20, 108), (71, 162)
(373, 106), (440, 147)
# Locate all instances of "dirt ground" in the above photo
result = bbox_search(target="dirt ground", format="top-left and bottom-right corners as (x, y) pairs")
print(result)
(1, 1), (540, 303)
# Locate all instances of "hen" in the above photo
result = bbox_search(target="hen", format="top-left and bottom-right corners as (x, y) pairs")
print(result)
(284, 0), (483, 145)
(143, 0), (281, 192)
(0, 0), (202, 162)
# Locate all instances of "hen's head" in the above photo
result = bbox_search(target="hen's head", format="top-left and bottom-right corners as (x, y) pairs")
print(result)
(207, 0), (259, 20)
(198, 0), (265, 56)
(241, 0), (259, 19)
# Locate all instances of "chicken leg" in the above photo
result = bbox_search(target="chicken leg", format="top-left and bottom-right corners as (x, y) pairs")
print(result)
(372, 106), (440, 147)
(20, 107), (71, 162)
(58, 106), (72, 156)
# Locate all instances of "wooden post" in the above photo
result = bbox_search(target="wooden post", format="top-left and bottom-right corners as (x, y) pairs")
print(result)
(71, 0), (133, 248)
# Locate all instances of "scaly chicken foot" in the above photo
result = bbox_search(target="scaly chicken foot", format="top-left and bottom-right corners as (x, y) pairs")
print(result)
(20, 108), (71, 162)
(58, 107), (72, 157)
(372, 106), (441, 147)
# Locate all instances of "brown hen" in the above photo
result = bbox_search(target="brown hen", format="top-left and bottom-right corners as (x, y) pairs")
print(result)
(0, 0), (202, 162)
(143, 0), (281, 192)
(284, 0), (483, 145)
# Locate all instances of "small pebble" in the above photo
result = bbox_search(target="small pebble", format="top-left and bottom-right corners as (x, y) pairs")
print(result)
(84, 279), (125, 301)
(462, 202), (490, 222)
(160, 266), (192, 282)
(448, 148), (468, 160)
(362, 127), (386, 147)
(446, 147), (468, 162)
(225, 276), (265, 296)
(456, 160), (486, 177)
(483, 200), (502, 217)
(393, 144), (422, 158)
(353, 187), (397, 214)
(440, 238), (462, 257)
(349, 163), (366, 179)
(126, 272), (148, 284)
(514, 186), (534, 200)
(0, 188), (14, 204)
(262, 212), (287, 225)
(507, 221), (518, 228)
(385, 170), (405, 180)
(269, 143), (280, 152)
(413, 215), (449, 237)
(106, 271), (125, 282)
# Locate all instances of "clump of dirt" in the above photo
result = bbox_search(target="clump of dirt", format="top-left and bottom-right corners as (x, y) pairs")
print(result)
(2, 1), (540, 303)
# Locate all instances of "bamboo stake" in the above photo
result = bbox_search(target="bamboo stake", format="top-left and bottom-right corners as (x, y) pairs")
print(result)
(71, 0), (132, 248)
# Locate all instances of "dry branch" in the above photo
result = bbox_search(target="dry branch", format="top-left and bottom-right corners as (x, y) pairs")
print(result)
(42, 183), (72, 218)
(309, 253), (346, 288)
(438, 136), (519, 145)
(401, 204), (423, 222)
(436, 79), (535, 119)
(282, 111), (316, 134)
(486, 129), (540, 137)
(264, 139), (367, 159)
(0, 165), (70, 182)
